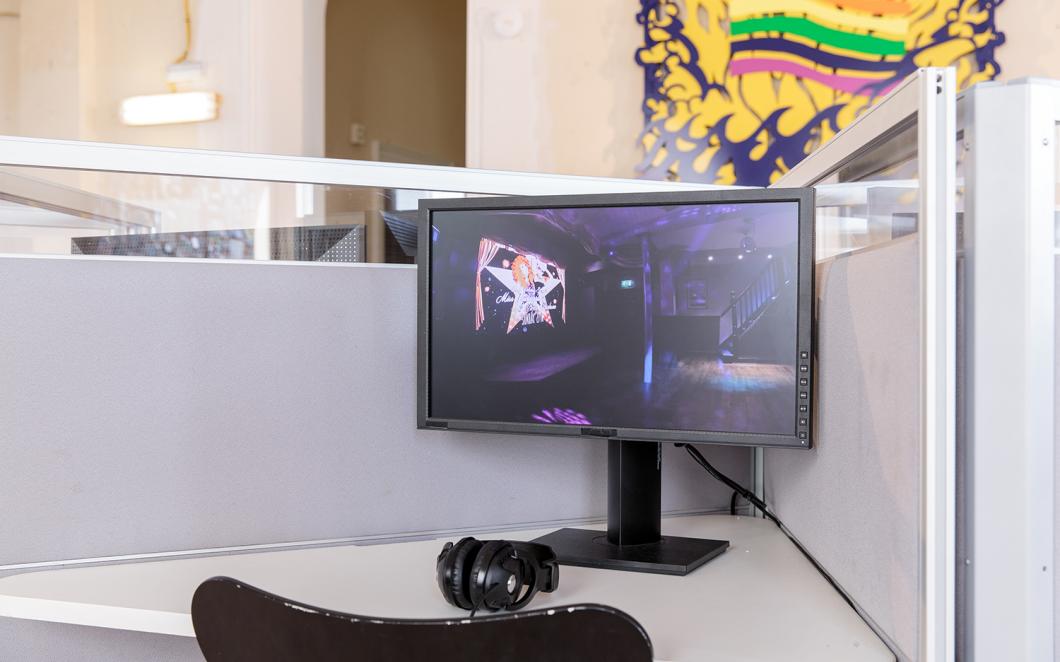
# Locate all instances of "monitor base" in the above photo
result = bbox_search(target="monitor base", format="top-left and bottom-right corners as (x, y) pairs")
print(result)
(531, 527), (729, 576)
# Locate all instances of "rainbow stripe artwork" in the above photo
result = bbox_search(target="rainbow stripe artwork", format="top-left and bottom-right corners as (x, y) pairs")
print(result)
(635, 0), (1005, 185)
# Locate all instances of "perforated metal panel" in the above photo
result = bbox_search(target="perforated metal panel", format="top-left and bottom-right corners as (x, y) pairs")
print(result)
(268, 226), (364, 263)
(72, 225), (365, 263)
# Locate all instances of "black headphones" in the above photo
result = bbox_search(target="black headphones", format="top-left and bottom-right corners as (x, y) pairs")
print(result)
(436, 538), (559, 613)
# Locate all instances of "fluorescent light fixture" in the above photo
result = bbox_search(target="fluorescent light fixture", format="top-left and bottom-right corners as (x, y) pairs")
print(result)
(120, 91), (220, 126)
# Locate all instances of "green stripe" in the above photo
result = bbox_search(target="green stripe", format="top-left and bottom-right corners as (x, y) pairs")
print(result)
(731, 16), (906, 56)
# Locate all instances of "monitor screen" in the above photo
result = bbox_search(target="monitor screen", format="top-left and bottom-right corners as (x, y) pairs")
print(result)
(421, 192), (813, 447)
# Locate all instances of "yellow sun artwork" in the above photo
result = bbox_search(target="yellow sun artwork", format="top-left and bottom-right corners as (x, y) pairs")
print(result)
(635, 0), (1005, 185)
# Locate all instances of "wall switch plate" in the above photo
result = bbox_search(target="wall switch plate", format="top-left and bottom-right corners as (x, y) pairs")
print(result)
(349, 123), (366, 146)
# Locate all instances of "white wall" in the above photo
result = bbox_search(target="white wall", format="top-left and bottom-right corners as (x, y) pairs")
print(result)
(15, 0), (86, 142)
(996, 0), (1060, 81)
(466, 0), (644, 178)
(0, 0), (330, 250)
(0, 1), (18, 135)
(5, 0), (325, 157)
(190, 0), (325, 156)
(8, 0), (1054, 179)
(466, 0), (1060, 179)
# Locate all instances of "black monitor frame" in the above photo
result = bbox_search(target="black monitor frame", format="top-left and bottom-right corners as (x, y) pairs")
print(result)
(417, 188), (816, 450)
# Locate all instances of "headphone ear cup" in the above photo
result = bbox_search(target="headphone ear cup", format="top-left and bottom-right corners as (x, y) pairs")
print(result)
(437, 537), (481, 610)
(468, 540), (512, 611)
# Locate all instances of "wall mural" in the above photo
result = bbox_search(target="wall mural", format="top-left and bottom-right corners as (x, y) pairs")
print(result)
(635, 0), (1005, 185)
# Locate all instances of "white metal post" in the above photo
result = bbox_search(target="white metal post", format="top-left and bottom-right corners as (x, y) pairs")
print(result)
(963, 78), (1057, 662)
(918, 67), (958, 662)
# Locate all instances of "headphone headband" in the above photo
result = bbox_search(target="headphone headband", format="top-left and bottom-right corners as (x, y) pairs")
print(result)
(510, 541), (559, 594)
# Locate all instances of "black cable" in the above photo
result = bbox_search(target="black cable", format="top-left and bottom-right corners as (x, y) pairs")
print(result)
(468, 593), (485, 618)
(680, 444), (776, 522)
(729, 489), (739, 516)
(676, 443), (861, 616)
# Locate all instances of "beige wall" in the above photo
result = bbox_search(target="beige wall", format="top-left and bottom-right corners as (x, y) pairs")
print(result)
(0, 0), (332, 255)
(324, 0), (465, 166)
(466, 0), (643, 178)
(1, 0), (1056, 177)
(324, 0), (465, 262)
(3, 0), (325, 156)
(0, 1), (18, 135)
(995, 0), (1060, 81)
(467, 0), (1060, 179)
(16, 0), (86, 141)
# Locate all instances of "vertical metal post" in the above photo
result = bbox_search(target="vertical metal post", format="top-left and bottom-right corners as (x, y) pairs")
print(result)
(965, 79), (1056, 662)
(919, 67), (957, 662)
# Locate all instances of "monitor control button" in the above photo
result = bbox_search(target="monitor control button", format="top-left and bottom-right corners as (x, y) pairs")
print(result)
(800, 365), (809, 373)
(799, 377), (808, 386)
(798, 431), (807, 440)
(799, 418), (808, 426)
(799, 392), (808, 399)
(799, 404), (808, 412)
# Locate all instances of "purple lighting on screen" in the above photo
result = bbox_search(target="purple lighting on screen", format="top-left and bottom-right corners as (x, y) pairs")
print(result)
(531, 408), (592, 425)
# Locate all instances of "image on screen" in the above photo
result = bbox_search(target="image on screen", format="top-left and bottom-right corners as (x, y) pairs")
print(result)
(428, 201), (801, 436)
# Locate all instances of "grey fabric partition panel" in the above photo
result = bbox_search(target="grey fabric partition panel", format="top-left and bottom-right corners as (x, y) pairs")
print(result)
(0, 620), (200, 662)
(764, 236), (920, 661)
(0, 255), (747, 568)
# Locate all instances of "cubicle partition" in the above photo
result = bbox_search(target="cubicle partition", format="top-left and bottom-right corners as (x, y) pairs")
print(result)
(0, 256), (753, 566)
(762, 73), (1060, 662)
(2, 71), (1054, 662)
(765, 69), (957, 662)
(0, 145), (748, 658)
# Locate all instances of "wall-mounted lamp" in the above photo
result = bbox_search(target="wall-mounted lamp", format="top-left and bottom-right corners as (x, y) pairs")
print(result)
(120, 0), (219, 127)
(120, 91), (220, 126)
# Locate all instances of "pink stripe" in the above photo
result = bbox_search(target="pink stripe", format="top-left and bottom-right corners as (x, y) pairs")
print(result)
(730, 57), (897, 96)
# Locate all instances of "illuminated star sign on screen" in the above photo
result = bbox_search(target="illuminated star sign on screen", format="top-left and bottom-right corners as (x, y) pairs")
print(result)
(484, 265), (562, 333)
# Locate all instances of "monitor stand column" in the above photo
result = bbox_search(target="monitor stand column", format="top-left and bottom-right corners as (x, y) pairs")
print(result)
(532, 440), (729, 576)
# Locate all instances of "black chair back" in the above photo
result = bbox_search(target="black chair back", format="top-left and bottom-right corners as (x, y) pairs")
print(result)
(192, 576), (653, 662)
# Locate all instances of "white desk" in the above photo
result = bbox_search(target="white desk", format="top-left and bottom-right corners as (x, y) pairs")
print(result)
(0, 515), (893, 661)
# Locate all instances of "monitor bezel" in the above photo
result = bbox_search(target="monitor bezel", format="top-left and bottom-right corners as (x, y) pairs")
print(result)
(417, 188), (815, 449)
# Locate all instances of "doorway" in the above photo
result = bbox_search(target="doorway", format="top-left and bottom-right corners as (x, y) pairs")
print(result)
(325, 0), (467, 262)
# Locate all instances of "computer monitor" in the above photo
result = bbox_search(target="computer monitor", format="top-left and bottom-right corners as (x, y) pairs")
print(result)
(418, 189), (815, 574)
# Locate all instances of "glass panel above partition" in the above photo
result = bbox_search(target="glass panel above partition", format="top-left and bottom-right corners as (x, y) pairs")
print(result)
(0, 136), (714, 263)
(0, 166), (463, 264)
(808, 123), (918, 262)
